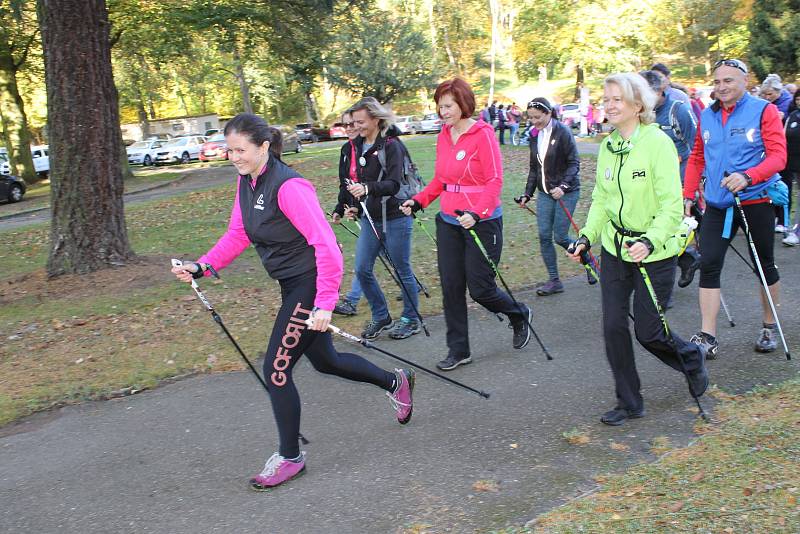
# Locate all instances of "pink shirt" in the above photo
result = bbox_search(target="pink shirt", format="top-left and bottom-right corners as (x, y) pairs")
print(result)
(413, 119), (503, 218)
(198, 176), (343, 310)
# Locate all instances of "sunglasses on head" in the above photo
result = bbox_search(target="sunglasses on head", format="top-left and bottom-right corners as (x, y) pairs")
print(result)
(343, 122), (356, 128)
(527, 101), (551, 113)
(713, 59), (748, 74)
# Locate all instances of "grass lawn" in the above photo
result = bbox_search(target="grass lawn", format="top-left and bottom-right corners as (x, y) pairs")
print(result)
(0, 134), (591, 426)
(500, 379), (800, 533)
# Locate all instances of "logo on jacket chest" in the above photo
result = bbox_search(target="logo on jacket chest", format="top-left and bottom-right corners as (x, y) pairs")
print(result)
(730, 127), (757, 142)
(456, 150), (466, 161)
(631, 169), (647, 180)
(254, 193), (265, 211)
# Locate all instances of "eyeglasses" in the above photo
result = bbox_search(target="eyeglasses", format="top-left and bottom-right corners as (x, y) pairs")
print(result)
(527, 101), (551, 113)
(343, 122), (355, 128)
(713, 59), (748, 74)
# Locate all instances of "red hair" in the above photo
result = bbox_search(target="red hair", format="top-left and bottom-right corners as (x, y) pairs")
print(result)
(434, 78), (476, 119)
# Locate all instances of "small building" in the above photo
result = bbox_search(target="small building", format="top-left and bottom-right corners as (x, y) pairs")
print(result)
(121, 113), (227, 142)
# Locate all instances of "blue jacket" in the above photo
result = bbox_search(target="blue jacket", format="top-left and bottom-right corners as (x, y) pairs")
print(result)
(700, 93), (780, 209)
(654, 94), (696, 163)
(773, 89), (792, 117)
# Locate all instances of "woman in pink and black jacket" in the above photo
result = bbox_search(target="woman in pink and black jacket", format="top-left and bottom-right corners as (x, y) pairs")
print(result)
(170, 114), (414, 491)
(401, 78), (532, 371)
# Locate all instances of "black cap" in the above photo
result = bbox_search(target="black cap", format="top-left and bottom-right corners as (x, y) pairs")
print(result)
(651, 63), (670, 77)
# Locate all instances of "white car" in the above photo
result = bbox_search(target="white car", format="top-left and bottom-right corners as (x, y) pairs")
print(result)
(126, 140), (164, 166)
(559, 103), (581, 127)
(153, 136), (206, 165)
(418, 113), (442, 133)
(394, 116), (422, 135)
(0, 145), (49, 175)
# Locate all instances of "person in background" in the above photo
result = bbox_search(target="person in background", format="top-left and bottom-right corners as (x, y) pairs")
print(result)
(781, 89), (800, 246)
(651, 62), (691, 105)
(497, 103), (508, 145)
(760, 74), (792, 119)
(689, 88), (705, 121)
(518, 97), (585, 296)
(508, 102), (522, 145)
(332, 108), (363, 316)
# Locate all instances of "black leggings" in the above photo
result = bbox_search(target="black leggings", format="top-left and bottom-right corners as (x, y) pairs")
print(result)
(698, 202), (779, 289)
(263, 274), (395, 458)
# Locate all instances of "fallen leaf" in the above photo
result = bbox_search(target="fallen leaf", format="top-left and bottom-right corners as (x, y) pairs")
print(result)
(743, 487), (753, 496)
(690, 472), (705, 482)
(611, 513), (622, 520)
(509, 443), (518, 449)
(472, 479), (499, 492)
(610, 442), (630, 452)
(668, 501), (684, 513)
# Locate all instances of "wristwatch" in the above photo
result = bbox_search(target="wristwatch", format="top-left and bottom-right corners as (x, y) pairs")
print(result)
(741, 172), (753, 186)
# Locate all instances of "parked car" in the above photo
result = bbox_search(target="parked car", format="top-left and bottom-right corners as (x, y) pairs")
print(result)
(199, 133), (228, 161)
(274, 125), (303, 154)
(295, 123), (316, 143)
(145, 133), (173, 142)
(0, 171), (26, 203)
(153, 135), (206, 165)
(418, 113), (442, 133)
(0, 145), (49, 175)
(395, 115), (422, 135)
(559, 103), (581, 128)
(126, 139), (164, 166)
(204, 128), (220, 137)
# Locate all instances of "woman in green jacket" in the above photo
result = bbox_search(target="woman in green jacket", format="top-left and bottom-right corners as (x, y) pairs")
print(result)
(567, 73), (708, 426)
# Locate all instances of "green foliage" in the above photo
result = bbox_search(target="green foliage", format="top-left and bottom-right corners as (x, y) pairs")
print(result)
(326, 10), (440, 103)
(747, 0), (800, 80)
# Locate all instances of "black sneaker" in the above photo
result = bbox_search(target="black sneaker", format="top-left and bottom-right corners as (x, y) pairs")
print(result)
(536, 279), (564, 296)
(509, 305), (532, 349)
(601, 406), (645, 426)
(687, 344), (709, 397)
(333, 300), (357, 316)
(361, 316), (393, 340)
(388, 317), (421, 340)
(677, 249), (701, 288)
(690, 331), (719, 360)
(754, 324), (778, 353)
(436, 354), (472, 371)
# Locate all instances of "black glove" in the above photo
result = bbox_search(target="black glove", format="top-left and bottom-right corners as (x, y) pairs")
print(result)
(191, 262), (206, 279)
(625, 238), (654, 255)
(567, 235), (590, 257)
(407, 199), (422, 213)
(454, 209), (480, 222)
(514, 195), (530, 205)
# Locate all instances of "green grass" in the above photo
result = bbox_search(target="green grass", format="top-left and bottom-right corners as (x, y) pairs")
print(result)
(498, 380), (800, 533)
(0, 134), (592, 426)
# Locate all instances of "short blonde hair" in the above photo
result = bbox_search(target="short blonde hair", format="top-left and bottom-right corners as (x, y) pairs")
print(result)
(350, 97), (396, 136)
(604, 72), (657, 125)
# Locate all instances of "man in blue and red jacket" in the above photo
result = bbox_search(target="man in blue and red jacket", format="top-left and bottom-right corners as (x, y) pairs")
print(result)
(683, 59), (787, 358)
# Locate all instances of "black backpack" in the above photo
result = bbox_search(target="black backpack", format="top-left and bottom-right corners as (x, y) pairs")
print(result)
(376, 138), (425, 202)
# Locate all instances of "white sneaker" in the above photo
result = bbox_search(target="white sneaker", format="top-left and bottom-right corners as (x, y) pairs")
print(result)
(782, 232), (799, 246)
(775, 224), (787, 233)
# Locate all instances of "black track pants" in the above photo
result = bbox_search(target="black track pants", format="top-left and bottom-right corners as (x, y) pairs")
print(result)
(263, 274), (395, 458)
(600, 249), (704, 412)
(436, 214), (526, 358)
(698, 202), (779, 289)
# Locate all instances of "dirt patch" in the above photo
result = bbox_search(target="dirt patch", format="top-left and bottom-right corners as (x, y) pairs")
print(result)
(0, 254), (174, 306)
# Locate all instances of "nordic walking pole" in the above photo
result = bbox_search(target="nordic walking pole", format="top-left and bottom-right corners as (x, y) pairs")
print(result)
(335, 215), (430, 299)
(355, 195), (431, 336)
(719, 292), (735, 327)
(622, 246), (709, 421)
(454, 210), (553, 360)
(170, 260), (310, 443)
(733, 194), (791, 360)
(412, 213), (438, 248)
(512, 195), (538, 217)
(728, 242), (756, 273)
(554, 197), (601, 282)
(314, 321), (490, 399)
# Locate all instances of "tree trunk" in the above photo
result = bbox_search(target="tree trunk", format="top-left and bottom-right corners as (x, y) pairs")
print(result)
(39, 0), (134, 276)
(232, 47), (252, 114)
(304, 91), (319, 123)
(488, 0), (500, 103)
(0, 30), (38, 185)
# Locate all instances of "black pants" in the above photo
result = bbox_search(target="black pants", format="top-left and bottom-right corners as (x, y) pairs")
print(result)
(600, 249), (704, 412)
(776, 170), (794, 223)
(436, 214), (526, 358)
(263, 273), (395, 458)
(698, 202), (779, 289)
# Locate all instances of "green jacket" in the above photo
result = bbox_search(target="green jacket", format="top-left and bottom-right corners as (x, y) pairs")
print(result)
(580, 123), (684, 263)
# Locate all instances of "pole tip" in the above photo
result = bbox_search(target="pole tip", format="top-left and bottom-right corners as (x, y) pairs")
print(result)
(786, 352), (792, 361)
(545, 352), (553, 361)
(729, 321), (736, 327)
(480, 391), (491, 399)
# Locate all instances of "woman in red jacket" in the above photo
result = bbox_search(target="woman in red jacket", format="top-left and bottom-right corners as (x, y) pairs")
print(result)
(401, 78), (532, 371)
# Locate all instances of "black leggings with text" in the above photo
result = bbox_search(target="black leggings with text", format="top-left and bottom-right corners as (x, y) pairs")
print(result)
(263, 274), (395, 458)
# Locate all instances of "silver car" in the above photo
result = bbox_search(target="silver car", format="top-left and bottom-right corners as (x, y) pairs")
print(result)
(418, 113), (442, 133)
(126, 140), (163, 166)
(394, 115), (422, 135)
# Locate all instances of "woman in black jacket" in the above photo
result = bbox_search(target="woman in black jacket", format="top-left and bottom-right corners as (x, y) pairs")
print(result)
(782, 89), (800, 245)
(518, 97), (586, 295)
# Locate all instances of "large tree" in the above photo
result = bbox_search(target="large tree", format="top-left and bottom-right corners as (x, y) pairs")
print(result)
(39, 0), (134, 276)
(0, 1), (38, 184)
(326, 10), (439, 103)
(747, 0), (800, 80)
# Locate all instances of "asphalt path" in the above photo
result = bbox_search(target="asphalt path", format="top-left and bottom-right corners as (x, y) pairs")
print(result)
(2, 234), (798, 533)
(0, 137), (600, 231)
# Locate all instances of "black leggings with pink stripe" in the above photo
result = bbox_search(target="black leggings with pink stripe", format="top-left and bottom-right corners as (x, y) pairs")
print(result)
(263, 273), (394, 458)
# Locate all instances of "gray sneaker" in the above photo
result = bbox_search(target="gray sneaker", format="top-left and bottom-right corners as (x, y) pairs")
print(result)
(333, 300), (358, 316)
(362, 316), (393, 340)
(388, 317), (421, 340)
(755, 325), (777, 353)
(690, 331), (719, 360)
(536, 279), (564, 296)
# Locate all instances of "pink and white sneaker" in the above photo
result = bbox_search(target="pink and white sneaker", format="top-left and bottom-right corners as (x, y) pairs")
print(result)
(387, 368), (415, 425)
(249, 452), (306, 491)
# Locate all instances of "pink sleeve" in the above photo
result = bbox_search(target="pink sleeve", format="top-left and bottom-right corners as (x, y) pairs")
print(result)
(197, 177), (251, 274)
(278, 178), (343, 310)
(473, 126), (504, 218)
